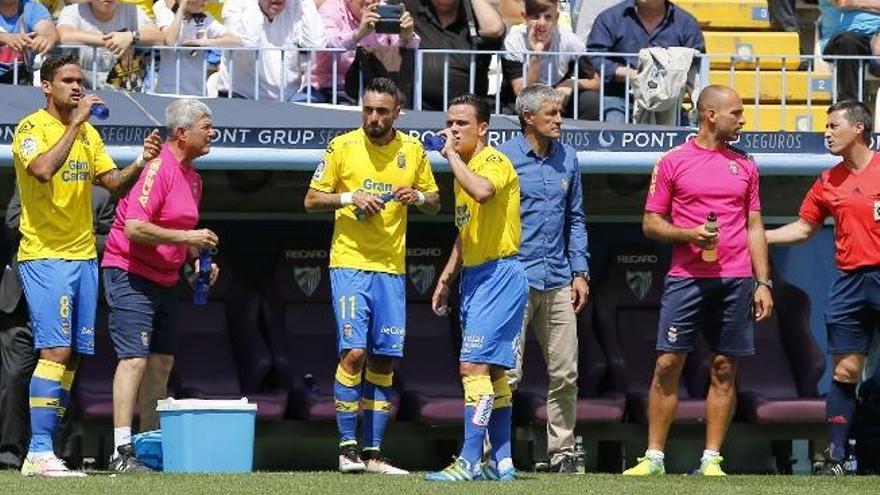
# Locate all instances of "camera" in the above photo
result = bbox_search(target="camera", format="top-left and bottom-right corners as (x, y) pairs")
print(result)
(375, 3), (403, 34)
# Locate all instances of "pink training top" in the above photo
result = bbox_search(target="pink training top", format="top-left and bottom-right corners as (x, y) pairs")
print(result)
(645, 138), (761, 278)
(102, 144), (202, 287)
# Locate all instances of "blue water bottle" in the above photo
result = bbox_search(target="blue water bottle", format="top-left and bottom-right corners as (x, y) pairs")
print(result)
(422, 134), (446, 151)
(354, 192), (396, 220)
(90, 103), (109, 120)
(193, 248), (213, 305)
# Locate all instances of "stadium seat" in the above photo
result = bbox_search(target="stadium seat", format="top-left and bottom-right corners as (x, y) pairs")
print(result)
(174, 256), (285, 419)
(512, 302), (626, 427)
(743, 104), (827, 131)
(676, 0), (772, 30)
(593, 245), (711, 423)
(735, 273), (826, 424)
(260, 230), (354, 421)
(709, 70), (833, 104)
(396, 224), (464, 424)
(705, 32), (801, 70)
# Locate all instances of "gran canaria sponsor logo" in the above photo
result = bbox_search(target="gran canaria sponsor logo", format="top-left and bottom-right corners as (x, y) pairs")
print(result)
(138, 159), (162, 207)
(61, 160), (91, 182)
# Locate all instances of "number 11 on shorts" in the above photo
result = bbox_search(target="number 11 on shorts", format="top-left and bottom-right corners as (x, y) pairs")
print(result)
(338, 295), (356, 319)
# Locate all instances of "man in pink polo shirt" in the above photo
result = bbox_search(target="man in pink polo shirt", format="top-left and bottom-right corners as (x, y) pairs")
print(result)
(623, 85), (774, 477)
(100, 99), (220, 473)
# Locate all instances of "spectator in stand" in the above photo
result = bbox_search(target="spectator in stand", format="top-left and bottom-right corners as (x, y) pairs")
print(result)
(820, 0), (880, 102)
(587, 0), (704, 123)
(219, 0), (327, 100)
(502, 0), (600, 120)
(401, 0), (505, 111)
(768, 0), (798, 33)
(57, 0), (163, 90)
(308, 0), (419, 104)
(0, 0), (58, 85)
(153, 0), (239, 96)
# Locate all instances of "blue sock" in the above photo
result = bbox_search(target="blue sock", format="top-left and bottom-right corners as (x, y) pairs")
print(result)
(334, 365), (362, 446)
(488, 377), (513, 466)
(28, 360), (66, 454)
(826, 380), (857, 461)
(460, 375), (494, 467)
(362, 370), (393, 451)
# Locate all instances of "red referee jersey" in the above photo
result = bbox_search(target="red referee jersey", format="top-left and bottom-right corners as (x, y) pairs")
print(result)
(799, 152), (880, 271)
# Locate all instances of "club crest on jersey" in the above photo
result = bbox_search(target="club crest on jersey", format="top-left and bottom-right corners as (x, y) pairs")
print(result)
(408, 264), (436, 295)
(727, 161), (739, 175)
(561, 179), (569, 192)
(397, 152), (406, 169)
(626, 270), (652, 301)
(293, 266), (321, 297)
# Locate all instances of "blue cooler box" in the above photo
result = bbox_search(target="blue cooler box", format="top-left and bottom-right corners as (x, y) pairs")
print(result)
(157, 398), (257, 473)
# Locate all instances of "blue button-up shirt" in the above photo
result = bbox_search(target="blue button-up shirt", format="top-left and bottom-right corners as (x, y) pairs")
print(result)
(586, 0), (705, 98)
(498, 135), (589, 291)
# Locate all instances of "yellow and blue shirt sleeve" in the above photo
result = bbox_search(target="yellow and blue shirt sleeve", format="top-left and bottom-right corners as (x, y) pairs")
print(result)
(414, 148), (439, 193)
(310, 139), (340, 193)
(12, 117), (49, 171)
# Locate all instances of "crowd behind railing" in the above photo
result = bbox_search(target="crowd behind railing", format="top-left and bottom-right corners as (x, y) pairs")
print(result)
(3, 0), (880, 128)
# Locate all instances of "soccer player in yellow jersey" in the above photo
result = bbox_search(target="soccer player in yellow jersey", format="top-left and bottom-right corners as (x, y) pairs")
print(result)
(428, 94), (528, 482)
(304, 77), (440, 474)
(12, 53), (161, 477)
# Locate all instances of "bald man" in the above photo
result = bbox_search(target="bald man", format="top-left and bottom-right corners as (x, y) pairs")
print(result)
(623, 85), (773, 476)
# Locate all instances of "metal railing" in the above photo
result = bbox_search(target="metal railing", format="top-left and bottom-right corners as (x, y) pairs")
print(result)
(7, 44), (880, 131)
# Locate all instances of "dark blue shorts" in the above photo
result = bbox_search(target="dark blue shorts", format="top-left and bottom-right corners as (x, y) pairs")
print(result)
(103, 268), (179, 359)
(656, 276), (755, 356)
(825, 268), (880, 355)
(19, 259), (99, 355)
(459, 257), (528, 369)
(330, 268), (406, 358)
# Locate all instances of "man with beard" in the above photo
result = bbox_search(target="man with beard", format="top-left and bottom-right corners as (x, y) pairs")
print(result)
(767, 100), (880, 475)
(304, 77), (440, 474)
(623, 85), (773, 476)
(11, 53), (161, 477)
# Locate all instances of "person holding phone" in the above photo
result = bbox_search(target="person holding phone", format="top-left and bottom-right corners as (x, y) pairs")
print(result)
(310, 0), (419, 103)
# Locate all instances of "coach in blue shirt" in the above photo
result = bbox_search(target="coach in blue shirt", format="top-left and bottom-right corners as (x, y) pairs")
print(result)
(586, 0), (704, 122)
(497, 83), (589, 473)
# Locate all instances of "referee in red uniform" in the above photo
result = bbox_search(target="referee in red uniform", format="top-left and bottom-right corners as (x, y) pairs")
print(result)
(767, 100), (880, 475)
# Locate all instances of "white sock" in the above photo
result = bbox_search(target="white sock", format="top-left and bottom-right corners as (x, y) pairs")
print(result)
(701, 449), (720, 462)
(114, 427), (132, 456)
(497, 458), (514, 472)
(645, 449), (665, 462)
(27, 451), (55, 460)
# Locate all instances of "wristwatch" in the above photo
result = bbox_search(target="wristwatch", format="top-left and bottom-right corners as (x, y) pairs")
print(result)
(131, 30), (141, 45)
(755, 279), (773, 291)
(572, 271), (590, 281)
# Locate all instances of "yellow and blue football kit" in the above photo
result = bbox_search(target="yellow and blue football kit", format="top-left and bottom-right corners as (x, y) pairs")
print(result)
(13, 108), (116, 457)
(454, 145), (528, 369)
(311, 128), (438, 451)
(427, 145), (527, 482)
(12, 109), (115, 355)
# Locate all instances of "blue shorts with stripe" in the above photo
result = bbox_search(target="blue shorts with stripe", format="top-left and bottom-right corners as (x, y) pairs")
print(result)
(330, 268), (406, 357)
(825, 267), (880, 355)
(18, 259), (99, 355)
(656, 276), (755, 357)
(459, 257), (528, 369)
